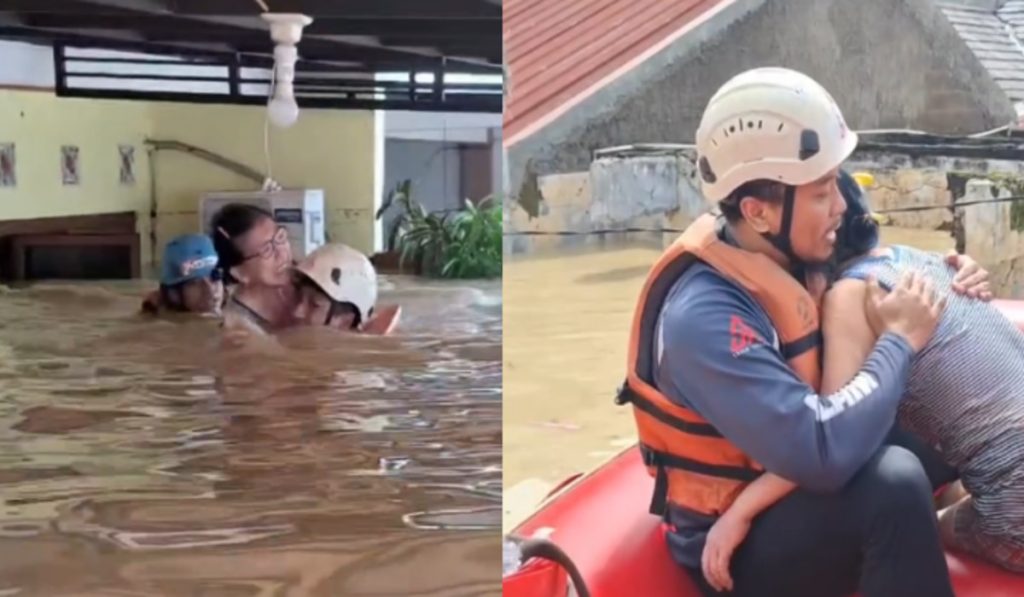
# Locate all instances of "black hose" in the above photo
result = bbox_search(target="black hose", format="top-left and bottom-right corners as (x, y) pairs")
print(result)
(513, 536), (592, 597)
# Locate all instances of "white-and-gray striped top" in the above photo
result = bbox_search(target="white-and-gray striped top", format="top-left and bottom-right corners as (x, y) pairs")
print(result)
(841, 245), (1024, 494)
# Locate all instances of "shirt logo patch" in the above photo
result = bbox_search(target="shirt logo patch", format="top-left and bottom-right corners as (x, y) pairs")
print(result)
(730, 315), (759, 356)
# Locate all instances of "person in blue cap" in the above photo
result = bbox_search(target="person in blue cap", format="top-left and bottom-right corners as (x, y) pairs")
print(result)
(142, 234), (225, 317)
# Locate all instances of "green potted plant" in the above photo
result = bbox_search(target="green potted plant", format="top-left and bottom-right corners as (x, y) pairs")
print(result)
(375, 179), (502, 279)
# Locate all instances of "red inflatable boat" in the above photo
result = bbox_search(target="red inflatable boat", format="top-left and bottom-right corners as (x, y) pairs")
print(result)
(504, 300), (1024, 597)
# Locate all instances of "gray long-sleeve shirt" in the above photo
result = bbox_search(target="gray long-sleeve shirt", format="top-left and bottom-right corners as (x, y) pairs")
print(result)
(653, 262), (914, 568)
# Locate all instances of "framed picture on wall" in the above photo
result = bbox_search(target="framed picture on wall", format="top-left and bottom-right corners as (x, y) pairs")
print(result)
(119, 145), (135, 185)
(61, 145), (80, 186)
(0, 143), (15, 188)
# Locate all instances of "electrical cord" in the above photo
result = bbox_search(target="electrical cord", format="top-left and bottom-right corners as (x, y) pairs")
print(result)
(263, 55), (277, 190)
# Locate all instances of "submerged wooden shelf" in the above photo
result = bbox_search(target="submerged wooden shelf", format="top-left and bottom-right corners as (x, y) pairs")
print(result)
(9, 233), (140, 281)
(0, 212), (140, 282)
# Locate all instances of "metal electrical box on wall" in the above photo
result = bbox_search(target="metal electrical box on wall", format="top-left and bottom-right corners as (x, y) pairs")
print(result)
(199, 189), (326, 259)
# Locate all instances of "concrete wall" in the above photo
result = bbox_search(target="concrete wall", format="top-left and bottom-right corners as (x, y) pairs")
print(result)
(505, 0), (1014, 216)
(385, 110), (503, 202)
(383, 139), (462, 208)
(962, 178), (1024, 297)
(847, 150), (1024, 231)
(503, 145), (1024, 260)
(381, 132), (501, 250)
(503, 154), (701, 255)
(385, 110), (501, 144)
(381, 138), (462, 245)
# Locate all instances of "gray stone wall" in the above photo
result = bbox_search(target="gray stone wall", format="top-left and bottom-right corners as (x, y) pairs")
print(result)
(504, 146), (1024, 277)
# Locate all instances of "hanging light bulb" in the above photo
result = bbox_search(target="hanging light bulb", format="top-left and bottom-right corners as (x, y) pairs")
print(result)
(268, 94), (299, 128)
(261, 13), (312, 129)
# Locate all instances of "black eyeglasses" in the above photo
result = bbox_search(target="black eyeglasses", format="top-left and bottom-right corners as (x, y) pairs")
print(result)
(241, 226), (289, 261)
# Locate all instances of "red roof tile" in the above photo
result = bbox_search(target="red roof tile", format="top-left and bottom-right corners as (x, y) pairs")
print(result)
(503, 0), (730, 146)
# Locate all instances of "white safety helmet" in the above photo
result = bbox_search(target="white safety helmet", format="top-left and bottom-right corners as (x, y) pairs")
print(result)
(695, 67), (858, 203)
(293, 243), (377, 325)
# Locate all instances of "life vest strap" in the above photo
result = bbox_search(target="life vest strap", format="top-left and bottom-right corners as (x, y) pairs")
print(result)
(618, 383), (723, 437)
(649, 459), (670, 517)
(640, 443), (761, 517)
(640, 444), (761, 483)
(779, 329), (822, 360)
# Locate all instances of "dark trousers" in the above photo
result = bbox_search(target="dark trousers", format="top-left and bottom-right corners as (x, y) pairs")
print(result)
(687, 428), (959, 597)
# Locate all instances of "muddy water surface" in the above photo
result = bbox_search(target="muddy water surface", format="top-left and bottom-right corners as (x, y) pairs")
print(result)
(0, 276), (501, 596)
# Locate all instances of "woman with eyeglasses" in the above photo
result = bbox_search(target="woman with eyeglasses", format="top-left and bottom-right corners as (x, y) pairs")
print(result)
(210, 203), (298, 334)
(142, 234), (225, 317)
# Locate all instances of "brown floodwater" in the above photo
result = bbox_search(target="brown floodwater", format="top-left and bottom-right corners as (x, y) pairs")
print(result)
(0, 275), (501, 596)
(502, 227), (955, 531)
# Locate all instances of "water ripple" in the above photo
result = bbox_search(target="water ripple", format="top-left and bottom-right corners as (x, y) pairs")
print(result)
(0, 278), (501, 595)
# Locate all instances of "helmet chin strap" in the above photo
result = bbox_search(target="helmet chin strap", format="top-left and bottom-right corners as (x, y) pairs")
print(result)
(759, 185), (830, 279)
(760, 185), (802, 276)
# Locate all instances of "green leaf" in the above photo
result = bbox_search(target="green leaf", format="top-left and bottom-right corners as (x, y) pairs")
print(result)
(389, 186), (502, 279)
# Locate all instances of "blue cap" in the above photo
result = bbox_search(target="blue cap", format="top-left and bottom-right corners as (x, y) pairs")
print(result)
(161, 234), (219, 286)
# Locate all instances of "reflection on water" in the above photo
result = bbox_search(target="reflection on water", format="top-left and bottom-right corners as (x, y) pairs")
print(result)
(502, 227), (953, 530)
(0, 275), (501, 595)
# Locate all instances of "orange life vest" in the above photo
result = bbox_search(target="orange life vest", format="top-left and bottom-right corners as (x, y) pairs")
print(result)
(616, 213), (823, 519)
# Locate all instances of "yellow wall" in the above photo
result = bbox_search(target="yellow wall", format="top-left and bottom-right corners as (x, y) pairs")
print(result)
(149, 102), (377, 255)
(0, 89), (379, 271)
(0, 90), (155, 263)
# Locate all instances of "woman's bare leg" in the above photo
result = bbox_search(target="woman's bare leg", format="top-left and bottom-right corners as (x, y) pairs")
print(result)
(936, 481), (969, 511)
